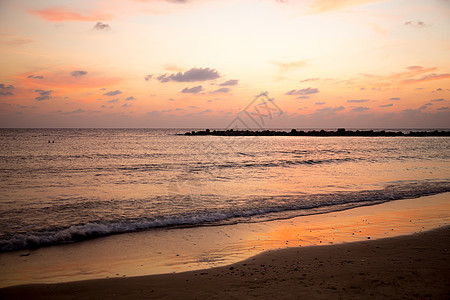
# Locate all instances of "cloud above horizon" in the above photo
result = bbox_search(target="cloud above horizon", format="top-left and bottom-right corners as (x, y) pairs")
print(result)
(347, 99), (369, 103)
(157, 68), (220, 83)
(34, 89), (53, 101)
(286, 88), (319, 96)
(402, 73), (450, 84)
(61, 108), (85, 115)
(406, 66), (423, 71)
(219, 79), (239, 86)
(274, 60), (307, 72)
(71, 70), (88, 77)
(104, 90), (122, 96)
(351, 106), (370, 112)
(27, 75), (44, 80)
(210, 87), (230, 94)
(300, 78), (320, 83)
(315, 106), (345, 113)
(0, 84), (15, 96)
(94, 22), (110, 30)
(309, 0), (387, 13)
(404, 20), (427, 27)
(30, 8), (113, 22)
(181, 86), (203, 94)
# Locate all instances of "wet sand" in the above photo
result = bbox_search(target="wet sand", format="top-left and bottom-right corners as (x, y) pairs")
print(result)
(1, 225), (449, 299)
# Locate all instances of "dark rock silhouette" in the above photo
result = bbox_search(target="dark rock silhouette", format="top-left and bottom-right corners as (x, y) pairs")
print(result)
(185, 129), (450, 137)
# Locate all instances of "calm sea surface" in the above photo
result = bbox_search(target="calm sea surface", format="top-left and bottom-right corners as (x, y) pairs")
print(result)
(0, 128), (449, 252)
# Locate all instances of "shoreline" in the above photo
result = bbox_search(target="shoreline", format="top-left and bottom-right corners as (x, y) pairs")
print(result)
(1, 225), (449, 299)
(0, 192), (449, 290)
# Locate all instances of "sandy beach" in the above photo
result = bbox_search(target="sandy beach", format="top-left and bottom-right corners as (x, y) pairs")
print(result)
(1, 192), (450, 299)
(1, 193), (449, 288)
(1, 225), (449, 299)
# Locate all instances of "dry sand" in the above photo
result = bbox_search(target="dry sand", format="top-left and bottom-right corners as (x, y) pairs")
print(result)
(1, 225), (449, 299)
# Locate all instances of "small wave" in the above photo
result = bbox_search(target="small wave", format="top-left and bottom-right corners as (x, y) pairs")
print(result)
(1, 180), (449, 252)
(213, 158), (356, 169)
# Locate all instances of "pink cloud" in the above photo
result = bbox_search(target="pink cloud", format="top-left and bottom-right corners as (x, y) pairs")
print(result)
(29, 8), (113, 22)
(310, 0), (388, 13)
(402, 73), (450, 84)
(341, 66), (441, 89)
(273, 60), (308, 72)
(19, 71), (120, 89)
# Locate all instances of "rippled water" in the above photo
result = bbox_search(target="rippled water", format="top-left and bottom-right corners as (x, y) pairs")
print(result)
(0, 128), (449, 251)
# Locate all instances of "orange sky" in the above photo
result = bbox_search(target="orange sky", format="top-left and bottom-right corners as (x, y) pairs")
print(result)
(0, 0), (449, 128)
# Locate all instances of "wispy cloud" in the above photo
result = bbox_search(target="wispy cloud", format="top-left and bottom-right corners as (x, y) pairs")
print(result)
(181, 86), (203, 94)
(300, 78), (320, 83)
(164, 64), (184, 72)
(18, 69), (121, 91)
(315, 106), (345, 113)
(406, 66), (423, 71)
(403, 105), (429, 114)
(402, 73), (450, 84)
(104, 90), (122, 96)
(27, 75), (44, 80)
(343, 66), (442, 89)
(34, 89), (53, 101)
(219, 79), (239, 86)
(274, 60), (307, 72)
(404, 20), (427, 27)
(2, 37), (34, 45)
(71, 70), (88, 77)
(94, 22), (110, 30)
(0, 84), (15, 96)
(157, 68), (220, 83)
(347, 99), (369, 103)
(62, 108), (85, 115)
(310, 0), (387, 13)
(351, 106), (370, 112)
(30, 8), (113, 22)
(211, 87), (230, 94)
(286, 87), (319, 95)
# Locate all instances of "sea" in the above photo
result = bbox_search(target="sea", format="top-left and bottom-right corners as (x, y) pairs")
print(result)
(0, 128), (449, 252)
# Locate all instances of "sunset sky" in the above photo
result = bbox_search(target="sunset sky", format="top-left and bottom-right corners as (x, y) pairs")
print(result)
(0, 0), (449, 128)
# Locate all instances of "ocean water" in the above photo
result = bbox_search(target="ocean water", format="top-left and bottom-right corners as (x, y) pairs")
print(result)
(0, 128), (449, 252)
